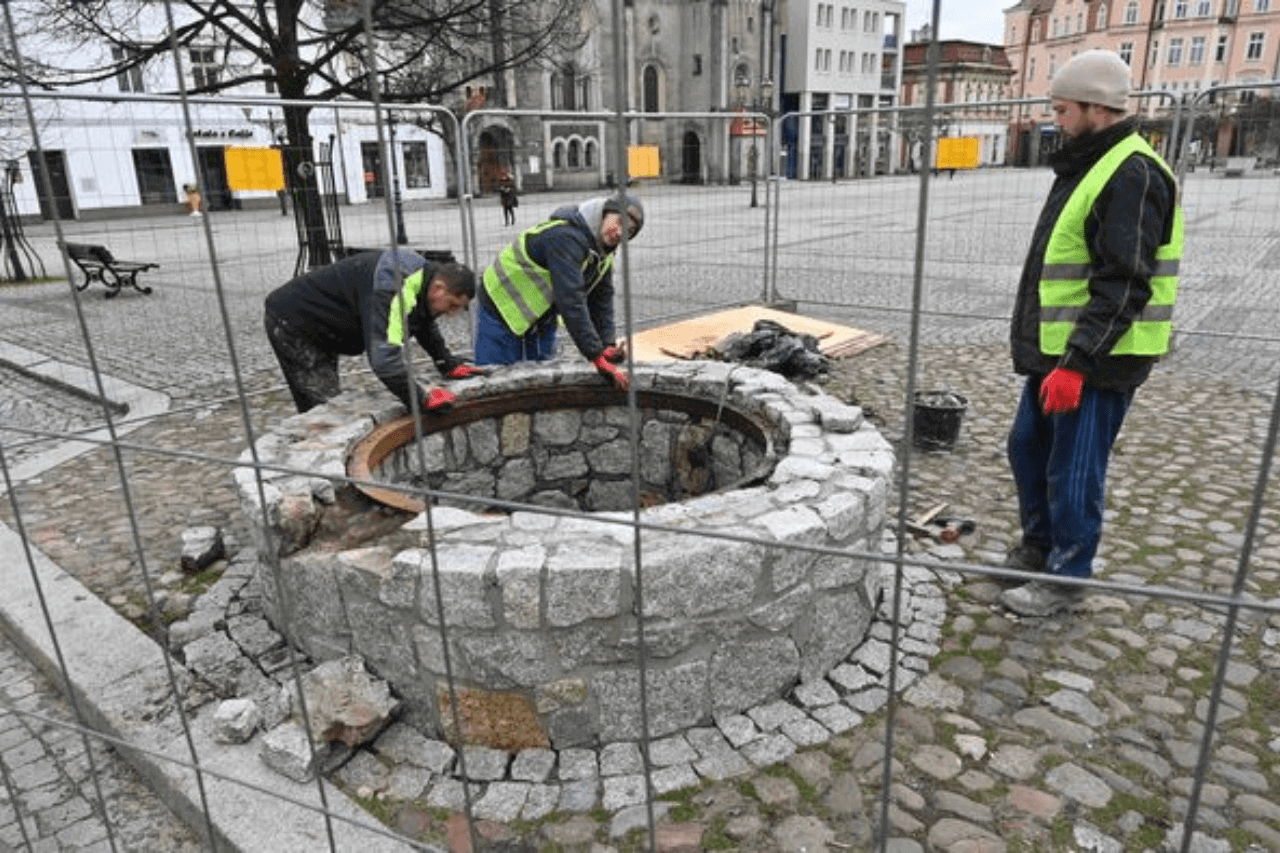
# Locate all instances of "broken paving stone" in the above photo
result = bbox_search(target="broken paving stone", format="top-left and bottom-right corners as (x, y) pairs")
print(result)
(180, 526), (226, 572)
(260, 722), (316, 783)
(182, 632), (251, 697)
(213, 698), (261, 744)
(167, 608), (222, 648)
(300, 655), (399, 748)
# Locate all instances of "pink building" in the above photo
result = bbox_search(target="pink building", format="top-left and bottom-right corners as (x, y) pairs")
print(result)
(1003, 0), (1280, 162)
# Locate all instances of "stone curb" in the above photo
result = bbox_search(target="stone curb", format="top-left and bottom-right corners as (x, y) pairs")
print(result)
(0, 518), (421, 853)
(0, 341), (171, 489)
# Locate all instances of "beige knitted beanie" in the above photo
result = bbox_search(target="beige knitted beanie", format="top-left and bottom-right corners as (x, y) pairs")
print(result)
(1049, 50), (1132, 110)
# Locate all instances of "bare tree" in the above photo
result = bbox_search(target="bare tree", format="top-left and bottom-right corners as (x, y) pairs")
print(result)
(3, 0), (590, 266)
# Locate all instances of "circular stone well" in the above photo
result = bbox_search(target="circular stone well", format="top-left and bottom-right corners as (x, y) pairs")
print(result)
(234, 360), (894, 749)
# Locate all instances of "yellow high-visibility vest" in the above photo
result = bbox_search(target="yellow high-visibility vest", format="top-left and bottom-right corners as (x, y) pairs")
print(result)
(483, 219), (614, 336)
(1039, 133), (1183, 356)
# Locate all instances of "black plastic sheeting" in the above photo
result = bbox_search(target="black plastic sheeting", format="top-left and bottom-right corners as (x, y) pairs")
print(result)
(716, 319), (830, 380)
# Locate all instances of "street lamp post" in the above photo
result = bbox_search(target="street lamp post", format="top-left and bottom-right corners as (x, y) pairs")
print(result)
(747, 79), (773, 208)
(387, 111), (408, 245)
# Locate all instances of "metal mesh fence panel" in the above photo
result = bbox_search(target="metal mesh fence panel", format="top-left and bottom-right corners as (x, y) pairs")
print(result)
(2, 2), (1280, 852)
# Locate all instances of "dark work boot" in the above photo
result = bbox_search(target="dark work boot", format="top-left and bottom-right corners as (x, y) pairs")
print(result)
(1000, 579), (1086, 617)
(1001, 543), (1046, 587)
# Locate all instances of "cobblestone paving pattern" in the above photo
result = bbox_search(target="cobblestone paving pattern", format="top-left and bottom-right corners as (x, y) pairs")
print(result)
(0, 634), (203, 852)
(5, 339), (1280, 852)
(3, 172), (1280, 850)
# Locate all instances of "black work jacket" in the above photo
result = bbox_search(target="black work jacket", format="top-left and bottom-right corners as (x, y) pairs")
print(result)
(264, 250), (460, 408)
(1010, 117), (1178, 392)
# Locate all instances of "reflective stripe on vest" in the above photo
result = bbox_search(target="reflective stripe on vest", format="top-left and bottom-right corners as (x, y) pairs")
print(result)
(1039, 133), (1184, 356)
(482, 219), (615, 336)
(386, 268), (426, 346)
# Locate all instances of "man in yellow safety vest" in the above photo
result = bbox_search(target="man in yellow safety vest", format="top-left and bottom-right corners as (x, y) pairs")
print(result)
(475, 193), (644, 391)
(1002, 50), (1183, 617)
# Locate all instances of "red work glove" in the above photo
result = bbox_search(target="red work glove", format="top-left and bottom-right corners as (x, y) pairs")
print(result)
(423, 387), (456, 414)
(599, 344), (626, 364)
(446, 363), (486, 379)
(593, 355), (630, 392)
(1039, 367), (1084, 414)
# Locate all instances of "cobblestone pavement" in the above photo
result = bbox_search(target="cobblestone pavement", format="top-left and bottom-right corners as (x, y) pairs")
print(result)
(3, 174), (1280, 851)
(0, 633), (204, 852)
(4, 337), (1280, 852)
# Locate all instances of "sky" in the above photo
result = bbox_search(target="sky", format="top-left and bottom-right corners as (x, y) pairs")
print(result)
(901, 0), (1009, 45)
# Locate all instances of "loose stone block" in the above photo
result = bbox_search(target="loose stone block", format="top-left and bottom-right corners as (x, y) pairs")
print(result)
(260, 722), (316, 783)
(212, 698), (260, 744)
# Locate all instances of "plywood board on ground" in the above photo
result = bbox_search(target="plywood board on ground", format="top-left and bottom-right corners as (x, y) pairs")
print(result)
(624, 305), (889, 362)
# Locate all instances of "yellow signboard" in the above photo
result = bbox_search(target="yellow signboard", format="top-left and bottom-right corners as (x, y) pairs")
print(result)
(628, 145), (661, 179)
(935, 137), (981, 170)
(224, 147), (286, 192)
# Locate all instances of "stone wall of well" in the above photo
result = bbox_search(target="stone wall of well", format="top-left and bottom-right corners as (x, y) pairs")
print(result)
(234, 361), (895, 748)
(375, 395), (768, 512)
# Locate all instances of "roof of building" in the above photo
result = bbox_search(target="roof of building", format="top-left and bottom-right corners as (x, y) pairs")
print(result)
(903, 40), (1014, 71)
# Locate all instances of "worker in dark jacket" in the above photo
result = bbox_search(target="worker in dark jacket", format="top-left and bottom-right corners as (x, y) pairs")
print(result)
(474, 193), (644, 391)
(264, 249), (482, 414)
(1001, 50), (1183, 617)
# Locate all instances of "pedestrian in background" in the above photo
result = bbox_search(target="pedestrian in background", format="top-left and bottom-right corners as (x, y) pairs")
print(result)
(499, 177), (518, 226)
(264, 249), (484, 414)
(1001, 50), (1183, 617)
(474, 193), (644, 392)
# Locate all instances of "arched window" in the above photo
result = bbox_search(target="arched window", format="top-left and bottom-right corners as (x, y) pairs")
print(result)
(643, 65), (659, 112)
(1124, 0), (1139, 23)
(584, 139), (598, 168)
(552, 140), (565, 169)
(552, 63), (589, 110)
(568, 138), (581, 168)
(1098, 3), (1108, 27)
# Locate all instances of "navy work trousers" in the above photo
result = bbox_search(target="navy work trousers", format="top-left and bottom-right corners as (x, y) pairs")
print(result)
(1006, 375), (1133, 580)
(474, 304), (558, 366)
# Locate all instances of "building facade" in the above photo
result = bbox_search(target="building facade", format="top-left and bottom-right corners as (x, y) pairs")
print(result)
(467, 0), (908, 190)
(2, 0), (914, 222)
(3, 4), (451, 220)
(1003, 0), (1280, 163)
(900, 36), (1016, 167)
(778, 0), (907, 179)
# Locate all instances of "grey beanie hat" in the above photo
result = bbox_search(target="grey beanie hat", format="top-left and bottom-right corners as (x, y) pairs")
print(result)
(1049, 50), (1132, 110)
(577, 193), (645, 252)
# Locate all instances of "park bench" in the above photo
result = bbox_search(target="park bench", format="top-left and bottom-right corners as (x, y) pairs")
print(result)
(58, 241), (158, 298)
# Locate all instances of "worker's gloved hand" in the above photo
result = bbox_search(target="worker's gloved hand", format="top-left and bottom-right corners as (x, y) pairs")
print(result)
(599, 344), (626, 364)
(447, 363), (486, 379)
(423, 387), (457, 414)
(593, 355), (630, 392)
(1039, 367), (1084, 414)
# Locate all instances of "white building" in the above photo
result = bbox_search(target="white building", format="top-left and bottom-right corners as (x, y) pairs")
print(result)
(2, 4), (449, 221)
(781, 0), (907, 178)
